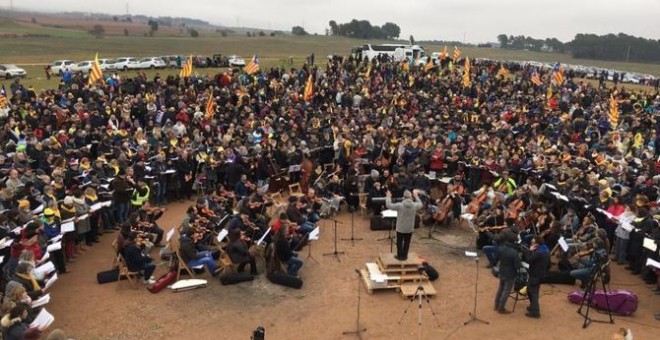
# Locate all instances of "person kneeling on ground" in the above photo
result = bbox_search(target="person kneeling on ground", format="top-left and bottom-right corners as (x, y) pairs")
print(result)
(121, 232), (156, 284)
(274, 219), (303, 277)
(226, 228), (258, 275)
(179, 228), (221, 276)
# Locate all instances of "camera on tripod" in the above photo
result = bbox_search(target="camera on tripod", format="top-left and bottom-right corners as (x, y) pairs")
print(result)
(251, 326), (265, 340)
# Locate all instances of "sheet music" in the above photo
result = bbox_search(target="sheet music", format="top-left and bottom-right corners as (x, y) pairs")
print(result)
(31, 204), (45, 215)
(596, 208), (614, 220)
(77, 214), (89, 220)
(646, 258), (660, 270)
(309, 226), (320, 240)
(38, 251), (50, 265)
(216, 229), (228, 243)
(382, 209), (398, 218)
(643, 237), (657, 252)
(620, 222), (634, 232)
(30, 308), (54, 328)
(162, 169), (177, 175)
(464, 251), (478, 257)
(0, 237), (13, 250)
(256, 227), (271, 246)
(46, 241), (62, 252)
(49, 235), (63, 244)
(34, 261), (56, 277)
(558, 237), (569, 252)
(31, 293), (51, 308)
(44, 273), (58, 290)
(89, 203), (104, 212)
(166, 229), (175, 243)
(550, 191), (569, 202)
(545, 183), (557, 191)
(60, 221), (75, 234)
(439, 177), (452, 184)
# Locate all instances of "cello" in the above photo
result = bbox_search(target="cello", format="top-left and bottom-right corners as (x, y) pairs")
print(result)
(467, 185), (488, 216)
(433, 194), (454, 225)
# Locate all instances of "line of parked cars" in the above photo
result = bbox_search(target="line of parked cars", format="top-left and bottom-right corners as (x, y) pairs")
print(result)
(0, 54), (249, 79)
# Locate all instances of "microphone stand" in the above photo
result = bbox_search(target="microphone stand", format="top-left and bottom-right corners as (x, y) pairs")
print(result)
(342, 269), (367, 339)
(342, 193), (363, 246)
(464, 256), (489, 326)
(323, 218), (345, 262)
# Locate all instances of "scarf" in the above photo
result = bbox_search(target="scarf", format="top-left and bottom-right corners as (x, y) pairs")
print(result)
(16, 273), (40, 292)
(60, 204), (76, 214)
(85, 193), (98, 202)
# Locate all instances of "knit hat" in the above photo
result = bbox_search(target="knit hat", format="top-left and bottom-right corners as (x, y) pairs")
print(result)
(63, 196), (74, 206)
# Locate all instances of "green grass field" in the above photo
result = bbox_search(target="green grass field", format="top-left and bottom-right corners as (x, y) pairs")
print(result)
(0, 18), (658, 92)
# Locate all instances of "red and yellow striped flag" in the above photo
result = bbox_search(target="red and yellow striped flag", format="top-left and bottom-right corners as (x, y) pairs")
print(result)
(452, 46), (462, 62)
(531, 71), (542, 86)
(0, 85), (7, 108)
(303, 74), (314, 101)
(179, 56), (193, 77)
(424, 59), (435, 72)
(552, 63), (564, 85)
(205, 96), (215, 118)
(496, 65), (509, 78)
(244, 55), (260, 75)
(440, 46), (448, 60)
(462, 57), (471, 87)
(609, 94), (619, 128)
(88, 53), (104, 86)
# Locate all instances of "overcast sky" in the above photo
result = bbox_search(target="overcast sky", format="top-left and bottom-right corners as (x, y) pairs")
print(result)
(9, 0), (660, 43)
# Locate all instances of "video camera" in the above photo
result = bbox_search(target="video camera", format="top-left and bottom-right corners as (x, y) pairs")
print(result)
(251, 326), (265, 340)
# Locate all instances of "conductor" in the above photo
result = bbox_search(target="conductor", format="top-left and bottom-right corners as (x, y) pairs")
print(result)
(386, 189), (423, 261)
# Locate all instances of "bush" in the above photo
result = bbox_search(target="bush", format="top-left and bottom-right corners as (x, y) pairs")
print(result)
(190, 29), (199, 38)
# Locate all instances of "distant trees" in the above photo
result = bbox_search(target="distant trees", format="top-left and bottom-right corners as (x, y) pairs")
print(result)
(147, 19), (159, 36)
(292, 26), (308, 36)
(328, 19), (401, 40)
(123, 28), (129, 36)
(258, 31), (266, 37)
(189, 29), (199, 37)
(497, 32), (660, 63)
(89, 24), (105, 38)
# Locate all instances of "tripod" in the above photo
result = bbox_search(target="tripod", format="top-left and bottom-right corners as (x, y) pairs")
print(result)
(464, 256), (489, 326)
(376, 216), (396, 253)
(577, 261), (614, 328)
(343, 269), (367, 339)
(341, 207), (363, 246)
(398, 273), (440, 340)
(323, 219), (345, 262)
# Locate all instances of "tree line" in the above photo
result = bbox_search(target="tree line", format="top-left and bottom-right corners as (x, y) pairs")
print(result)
(328, 19), (401, 40)
(497, 33), (660, 63)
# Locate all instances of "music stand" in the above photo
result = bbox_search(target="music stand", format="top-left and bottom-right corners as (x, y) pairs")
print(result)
(342, 197), (363, 246)
(377, 210), (397, 253)
(323, 219), (345, 262)
(305, 227), (320, 264)
(464, 251), (489, 326)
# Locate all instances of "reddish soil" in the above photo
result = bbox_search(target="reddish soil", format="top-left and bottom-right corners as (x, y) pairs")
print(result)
(46, 201), (660, 340)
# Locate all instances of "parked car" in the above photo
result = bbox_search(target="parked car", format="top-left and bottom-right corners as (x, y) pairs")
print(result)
(70, 60), (94, 74)
(113, 57), (140, 71)
(136, 57), (166, 69)
(0, 64), (27, 79)
(161, 55), (182, 68)
(51, 60), (75, 75)
(98, 58), (116, 71)
(227, 55), (246, 67)
(211, 54), (229, 67)
(191, 55), (209, 68)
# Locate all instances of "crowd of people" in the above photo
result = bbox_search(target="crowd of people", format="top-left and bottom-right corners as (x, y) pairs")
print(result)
(0, 50), (659, 336)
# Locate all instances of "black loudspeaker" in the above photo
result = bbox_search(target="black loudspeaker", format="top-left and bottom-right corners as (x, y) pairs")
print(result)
(267, 271), (303, 289)
(96, 268), (121, 284)
(219, 273), (256, 285)
(370, 216), (390, 231)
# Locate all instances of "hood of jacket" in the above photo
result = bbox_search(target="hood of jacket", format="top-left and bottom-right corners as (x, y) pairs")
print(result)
(1, 314), (21, 328)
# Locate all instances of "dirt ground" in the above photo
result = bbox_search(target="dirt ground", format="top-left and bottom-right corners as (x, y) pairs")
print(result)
(46, 201), (660, 340)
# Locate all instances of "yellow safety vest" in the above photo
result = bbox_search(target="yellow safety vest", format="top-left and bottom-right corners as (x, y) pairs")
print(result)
(131, 185), (150, 206)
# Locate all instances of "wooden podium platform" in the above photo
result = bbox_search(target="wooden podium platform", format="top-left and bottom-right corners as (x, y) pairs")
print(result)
(360, 253), (436, 298)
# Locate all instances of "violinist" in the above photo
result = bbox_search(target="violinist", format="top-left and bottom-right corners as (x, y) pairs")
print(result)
(300, 188), (323, 223)
(121, 231), (156, 284)
(179, 228), (221, 276)
(286, 197), (315, 235)
(226, 228), (258, 275)
(273, 214), (304, 277)
(235, 174), (256, 199)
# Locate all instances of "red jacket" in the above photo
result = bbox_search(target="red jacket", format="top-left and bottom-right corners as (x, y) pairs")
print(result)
(429, 150), (444, 171)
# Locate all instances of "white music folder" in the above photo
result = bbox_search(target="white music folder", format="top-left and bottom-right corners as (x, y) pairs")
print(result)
(382, 209), (398, 218)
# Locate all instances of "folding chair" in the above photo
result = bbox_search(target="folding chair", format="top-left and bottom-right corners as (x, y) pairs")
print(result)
(357, 193), (369, 215)
(175, 250), (201, 281)
(116, 254), (141, 289)
(268, 192), (286, 216)
(218, 250), (237, 275)
(288, 183), (305, 198)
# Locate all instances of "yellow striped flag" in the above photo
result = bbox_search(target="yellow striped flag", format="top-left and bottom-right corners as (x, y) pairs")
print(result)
(401, 61), (410, 72)
(546, 86), (553, 107)
(0, 85), (7, 108)
(303, 74), (314, 102)
(244, 55), (260, 75)
(462, 57), (470, 87)
(453, 46), (462, 62)
(609, 94), (619, 128)
(552, 63), (564, 85)
(531, 71), (542, 86)
(365, 62), (372, 79)
(440, 46), (448, 60)
(424, 59), (435, 72)
(205, 96), (215, 118)
(496, 65), (509, 78)
(180, 56), (193, 77)
(88, 53), (104, 86)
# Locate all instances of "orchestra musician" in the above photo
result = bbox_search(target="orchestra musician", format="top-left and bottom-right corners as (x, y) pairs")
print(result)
(300, 188), (323, 223)
(226, 228), (258, 275)
(179, 227), (221, 276)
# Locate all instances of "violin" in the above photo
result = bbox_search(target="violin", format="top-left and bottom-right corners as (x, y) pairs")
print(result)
(477, 225), (507, 233)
